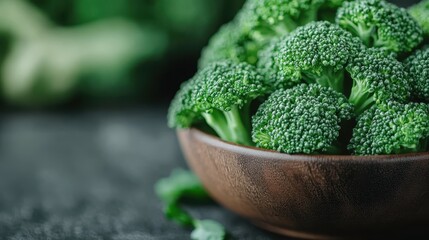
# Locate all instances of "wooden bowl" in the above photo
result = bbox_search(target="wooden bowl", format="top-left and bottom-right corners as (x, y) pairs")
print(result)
(177, 128), (429, 239)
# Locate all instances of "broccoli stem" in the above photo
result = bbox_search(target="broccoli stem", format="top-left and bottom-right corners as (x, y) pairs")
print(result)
(240, 101), (252, 132)
(202, 106), (253, 146)
(297, 5), (320, 26)
(252, 19), (297, 43)
(349, 80), (374, 115)
(274, 17), (298, 36)
(202, 111), (232, 141)
(303, 69), (344, 93)
(224, 105), (253, 146)
(373, 36), (397, 53)
(325, 145), (343, 155)
(395, 138), (429, 154)
(340, 19), (374, 46)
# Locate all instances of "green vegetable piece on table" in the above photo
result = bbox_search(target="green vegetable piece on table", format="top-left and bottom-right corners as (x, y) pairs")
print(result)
(191, 219), (226, 240)
(155, 169), (227, 240)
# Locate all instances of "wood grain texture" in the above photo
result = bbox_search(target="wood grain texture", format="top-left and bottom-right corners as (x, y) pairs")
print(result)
(178, 128), (429, 239)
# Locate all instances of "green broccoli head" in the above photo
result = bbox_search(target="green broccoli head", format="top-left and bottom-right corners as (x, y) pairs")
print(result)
(252, 84), (354, 154)
(198, 22), (258, 68)
(409, 0), (429, 38)
(347, 47), (411, 115)
(262, 21), (359, 91)
(168, 79), (200, 129)
(168, 61), (269, 145)
(404, 47), (429, 102)
(349, 101), (429, 155)
(336, 0), (423, 54)
(191, 61), (268, 113)
(237, 0), (325, 42)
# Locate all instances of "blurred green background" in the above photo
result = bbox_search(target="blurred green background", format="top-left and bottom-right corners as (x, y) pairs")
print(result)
(0, 0), (244, 108)
(0, 0), (418, 109)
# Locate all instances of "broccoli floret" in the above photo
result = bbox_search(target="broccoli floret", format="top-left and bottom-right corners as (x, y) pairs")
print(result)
(336, 0), (423, 54)
(237, 0), (325, 42)
(256, 38), (282, 90)
(346, 47), (411, 115)
(252, 84), (354, 154)
(349, 101), (429, 155)
(261, 21), (359, 90)
(168, 61), (269, 145)
(404, 47), (429, 102)
(409, 0), (429, 39)
(168, 79), (201, 129)
(198, 22), (259, 68)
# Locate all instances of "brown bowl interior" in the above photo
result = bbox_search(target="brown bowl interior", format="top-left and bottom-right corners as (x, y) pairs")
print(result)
(178, 128), (429, 238)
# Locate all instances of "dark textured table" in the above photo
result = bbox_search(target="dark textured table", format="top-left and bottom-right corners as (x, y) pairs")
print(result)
(0, 106), (428, 240)
(0, 107), (287, 240)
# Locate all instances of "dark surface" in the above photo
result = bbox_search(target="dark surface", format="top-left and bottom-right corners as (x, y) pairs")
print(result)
(0, 107), (286, 240)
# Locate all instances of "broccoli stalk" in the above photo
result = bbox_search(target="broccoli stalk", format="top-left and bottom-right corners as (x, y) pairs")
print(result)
(252, 84), (354, 154)
(346, 47), (411, 115)
(301, 68), (345, 93)
(336, 0), (423, 54)
(201, 106), (252, 145)
(168, 61), (269, 146)
(348, 80), (376, 116)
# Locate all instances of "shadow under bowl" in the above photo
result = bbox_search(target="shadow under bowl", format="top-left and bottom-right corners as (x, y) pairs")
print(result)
(177, 128), (429, 239)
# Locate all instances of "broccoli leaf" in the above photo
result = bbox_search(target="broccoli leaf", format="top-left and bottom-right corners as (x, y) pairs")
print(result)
(191, 219), (226, 240)
(164, 203), (195, 227)
(155, 168), (209, 204)
(155, 169), (227, 240)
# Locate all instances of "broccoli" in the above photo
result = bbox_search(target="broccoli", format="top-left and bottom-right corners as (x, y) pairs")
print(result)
(167, 79), (202, 129)
(200, 0), (351, 68)
(409, 0), (429, 39)
(336, 0), (423, 54)
(346, 47), (411, 115)
(155, 169), (226, 240)
(198, 22), (259, 67)
(260, 21), (359, 91)
(168, 61), (269, 145)
(252, 84), (354, 154)
(237, 0), (326, 43)
(349, 101), (429, 155)
(257, 38), (282, 89)
(404, 47), (429, 102)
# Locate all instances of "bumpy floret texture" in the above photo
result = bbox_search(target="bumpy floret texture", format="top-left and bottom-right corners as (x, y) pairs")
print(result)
(252, 84), (354, 154)
(409, 0), (429, 38)
(198, 23), (258, 68)
(237, 0), (325, 39)
(346, 47), (411, 114)
(349, 101), (429, 155)
(266, 21), (359, 90)
(405, 47), (429, 102)
(168, 78), (201, 128)
(169, 60), (269, 145)
(336, 0), (423, 54)
(191, 61), (268, 113)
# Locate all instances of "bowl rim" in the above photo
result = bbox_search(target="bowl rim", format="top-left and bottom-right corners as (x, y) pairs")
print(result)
(180, 127), (429, 163)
